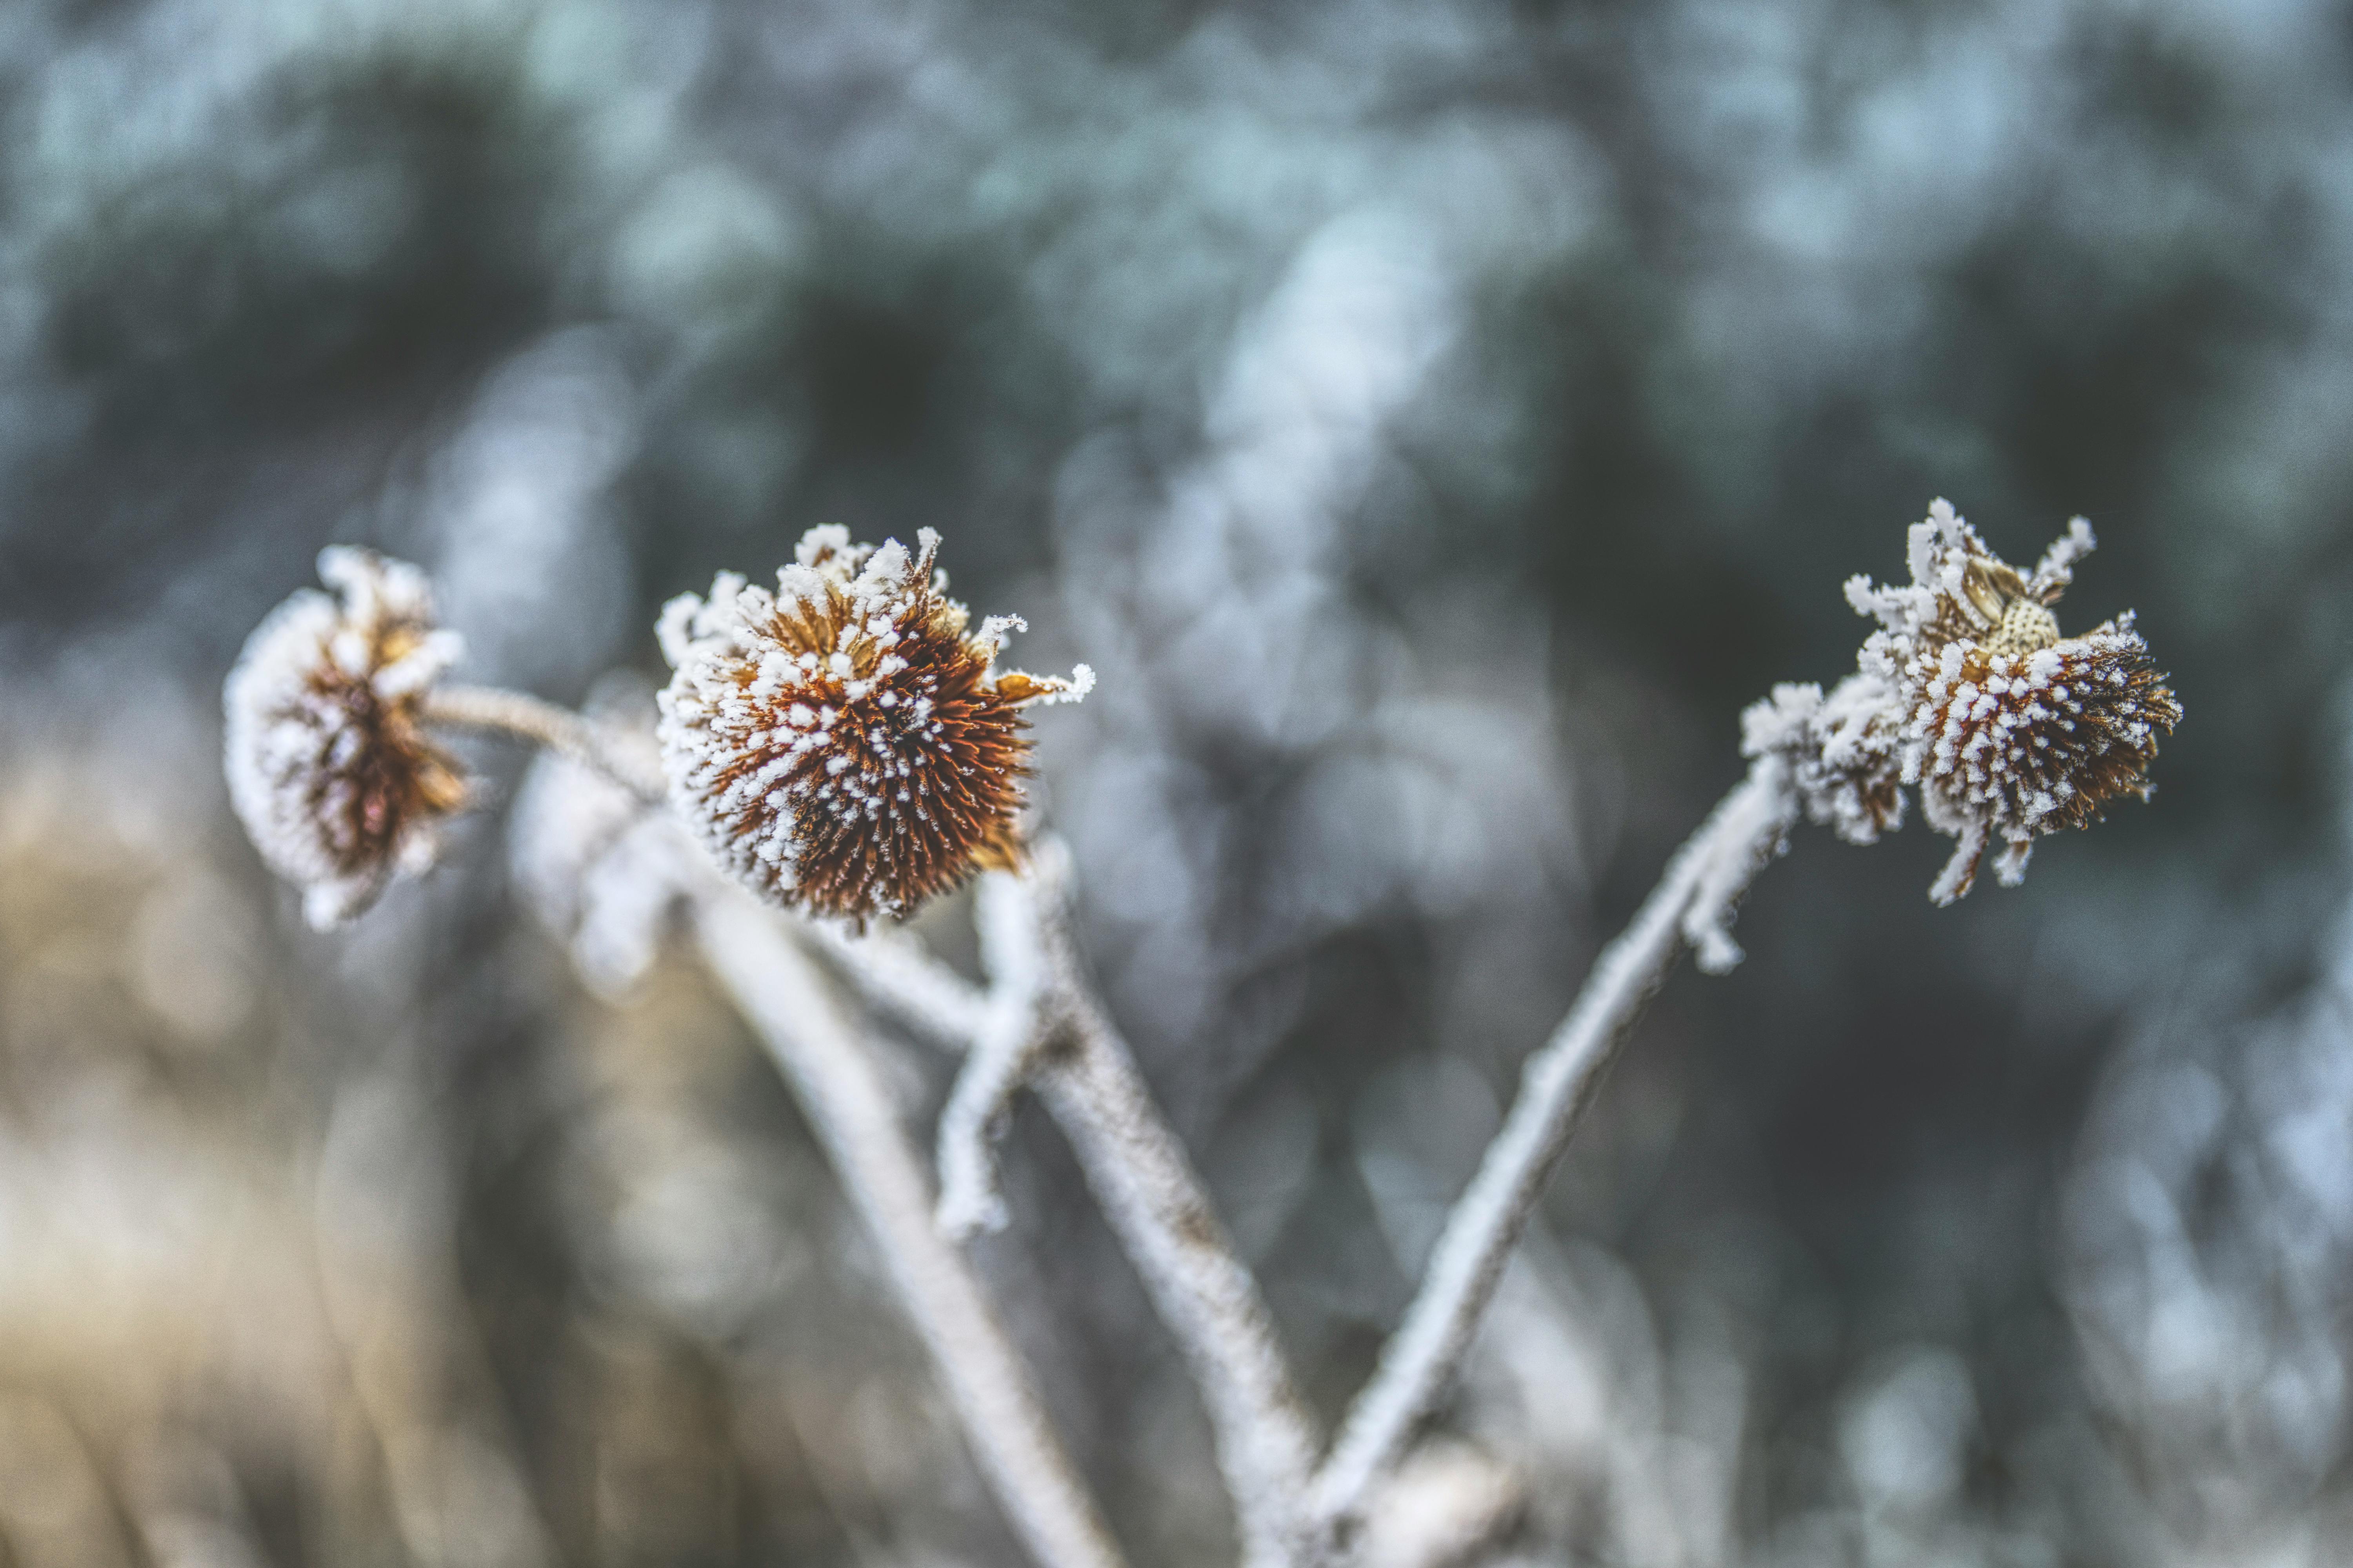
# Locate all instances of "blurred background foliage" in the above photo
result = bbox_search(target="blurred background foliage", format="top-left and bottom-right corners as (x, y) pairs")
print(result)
(0, 0), (2349, 1564)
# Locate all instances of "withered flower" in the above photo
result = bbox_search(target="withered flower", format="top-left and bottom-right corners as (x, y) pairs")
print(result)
(224, 547), (468, 928)
(1844, 500), (2182, 903)
(656, 525), (1092, 923)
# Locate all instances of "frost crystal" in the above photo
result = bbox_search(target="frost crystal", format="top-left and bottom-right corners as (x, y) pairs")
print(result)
(1835, 500), (2182, 903)
(656, 525), (1091, 921)
(223, 547), (467, 927)
(1742, 673), (1907, 848)
(511, 726), (695, 998)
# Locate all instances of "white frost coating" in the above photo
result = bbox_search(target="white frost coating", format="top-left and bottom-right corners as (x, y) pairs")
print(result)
(691, 885), (1127, 1568)
(807, 920), (994, 1050)
(1742, 671), (1905, 852)
(1680, 756), (1802, 975)
(2029, 516), (2097, 598)
(1007, 662), (1096, 706)
(1037, 975), (1323, 1568)
(223, 547), (464, 928)
(935, 866), (1053, 1240)
(1311, 759), (1799, 1531)
(510, 737), (696, 998)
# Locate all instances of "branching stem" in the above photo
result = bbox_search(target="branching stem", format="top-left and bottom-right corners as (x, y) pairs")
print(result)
(1034, 976), (1323, 1568)
(824, 859), (1323, 1567)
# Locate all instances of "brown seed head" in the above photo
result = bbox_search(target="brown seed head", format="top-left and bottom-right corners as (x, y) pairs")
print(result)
(1909, 618), (2180, 897)
(657, 526), (1091, 922)
(224, 548), (468, 927)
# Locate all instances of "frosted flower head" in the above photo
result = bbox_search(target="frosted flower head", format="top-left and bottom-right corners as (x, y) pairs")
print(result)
(656, 525), (1093, 923)
(224, 547), (467, 928)
(1841, 500), (2182, 903)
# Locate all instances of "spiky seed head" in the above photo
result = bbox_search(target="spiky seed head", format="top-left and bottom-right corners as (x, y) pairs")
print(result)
(656, 525), (1093, 923)
(1836, 500), (2181, 903)
(224, 547), (468, 928)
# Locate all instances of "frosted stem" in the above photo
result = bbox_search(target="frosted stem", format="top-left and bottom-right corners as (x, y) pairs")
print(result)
(691, 885), (1127, 1568)
(423, 685), (667, 805)
(1036, 992), (1321, 1568)
(820, 859), (1324, 1566)
(805, 917), (993, 1050)
(1309, 759), (1796, 1532)
(935, 870), (1053, 1239)
(1026, 871), (1322, 1568)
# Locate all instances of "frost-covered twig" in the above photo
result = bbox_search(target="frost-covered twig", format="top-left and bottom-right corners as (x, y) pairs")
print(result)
(822, 857), (1322, 1567)
(1310, 758), (1798, 1530)
(1033, 909), (1323, 1567)
(935, 868), (1054, 1239)
(690, 883), (1127, 1568)
(805, 918), (993, 1052)
(423, 685), (666, 805)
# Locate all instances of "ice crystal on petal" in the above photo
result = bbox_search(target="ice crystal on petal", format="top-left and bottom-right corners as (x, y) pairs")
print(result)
(1839, 501), (2181, 903)
(224, 547), (467, 928)
(656, 526), (1091, 921)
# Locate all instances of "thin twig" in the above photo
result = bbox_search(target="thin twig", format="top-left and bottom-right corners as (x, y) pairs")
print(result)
(1307, 759), (1796, 1531)
(691, 885), (1128, 1568)
(1027, 862), (1322, 1568)
(423, 685), (667, 805)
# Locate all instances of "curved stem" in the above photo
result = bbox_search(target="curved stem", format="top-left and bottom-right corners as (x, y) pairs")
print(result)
(422, 685), (667, 804)
(1309, 761), (1795, 1531)
(936, 872), (1053, 1239)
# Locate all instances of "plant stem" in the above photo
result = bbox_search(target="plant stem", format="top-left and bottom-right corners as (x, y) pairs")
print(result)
(935, 871), (1053, 1240)
(423, 685), (667, 804)
(824, 864), (1325, 1567)
(1308, 760), (1794, 1532)
(691, 885), (1128, 1568)
(1036, 984), (1322, 1568)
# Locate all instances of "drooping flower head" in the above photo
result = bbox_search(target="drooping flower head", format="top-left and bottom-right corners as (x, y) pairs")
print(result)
(1838, 500), (2182, 903)
(656, 525), (1092, 923)
(224, 547), (468, 928)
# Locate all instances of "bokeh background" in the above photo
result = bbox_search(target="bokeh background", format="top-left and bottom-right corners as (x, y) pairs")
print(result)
(2, 0), (2350, 1563)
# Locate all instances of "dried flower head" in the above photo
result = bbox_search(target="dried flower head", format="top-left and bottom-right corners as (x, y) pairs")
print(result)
(656, 525), (1093, 922)
(1843, 500), (2182, 903)
(224, 547), (468, 928)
